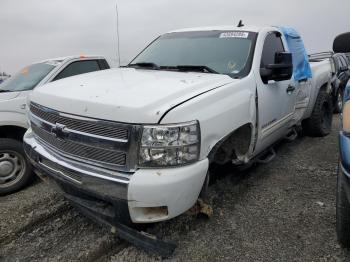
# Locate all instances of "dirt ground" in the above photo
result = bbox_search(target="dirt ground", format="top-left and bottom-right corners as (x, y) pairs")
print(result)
(1, 115), (349, 262)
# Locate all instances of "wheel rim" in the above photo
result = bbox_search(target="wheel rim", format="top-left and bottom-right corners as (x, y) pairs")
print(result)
(338, 92), (343, 111)
(321, 102), (332, 131)
(0, 151), (26, 188)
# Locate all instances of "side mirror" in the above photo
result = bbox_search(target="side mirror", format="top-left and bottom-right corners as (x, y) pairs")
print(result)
(333, 32), (350, 53)
(260, 52), (293, 83)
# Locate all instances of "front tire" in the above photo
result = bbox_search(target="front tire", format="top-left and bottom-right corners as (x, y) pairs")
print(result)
(199, 171), (210, 201)
(336, 164), (350, 247)
(302, 89), (333, 137)
(0, 138), (33, 195)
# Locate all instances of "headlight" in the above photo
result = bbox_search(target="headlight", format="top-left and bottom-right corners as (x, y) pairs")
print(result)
(139, 121), (200, 167)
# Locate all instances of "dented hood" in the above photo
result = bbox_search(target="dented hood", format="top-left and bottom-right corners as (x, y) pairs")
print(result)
(30, 68), (234, 123)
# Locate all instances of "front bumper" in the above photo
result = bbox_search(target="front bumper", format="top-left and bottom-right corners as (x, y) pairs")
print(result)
(24, 129), (209, 223)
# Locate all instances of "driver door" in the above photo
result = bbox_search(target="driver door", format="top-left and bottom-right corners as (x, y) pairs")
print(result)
(255, 32), (295, 151)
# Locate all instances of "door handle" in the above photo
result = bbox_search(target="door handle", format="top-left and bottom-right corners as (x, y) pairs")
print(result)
(286, 85), (296, 94)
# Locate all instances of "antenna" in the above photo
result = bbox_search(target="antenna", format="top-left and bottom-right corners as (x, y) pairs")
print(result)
(237, 20), (244, 27)
(115, 1), (121, 67)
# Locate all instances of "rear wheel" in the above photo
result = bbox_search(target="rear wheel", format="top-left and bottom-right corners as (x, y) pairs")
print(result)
(0, 138), (33, 195)
(336, 164), (350, 247)
(302, 89), (333, 137)
(334, 88), (344, 114)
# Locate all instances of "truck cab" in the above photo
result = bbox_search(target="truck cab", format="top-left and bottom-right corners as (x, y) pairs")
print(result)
(0, 56), (110, 194)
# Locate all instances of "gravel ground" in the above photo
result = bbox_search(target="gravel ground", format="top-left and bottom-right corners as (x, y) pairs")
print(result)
(1, 115), (349, 261)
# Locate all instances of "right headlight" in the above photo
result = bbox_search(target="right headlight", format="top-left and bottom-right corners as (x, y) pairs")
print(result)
(139, 121), (200, 167)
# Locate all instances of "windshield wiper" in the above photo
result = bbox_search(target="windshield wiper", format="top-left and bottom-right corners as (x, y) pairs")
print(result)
(128, 63), (219, 74)
(128, 62), (160, 70)
(161, 65), (219, 74)
(0, 89), (11, 93)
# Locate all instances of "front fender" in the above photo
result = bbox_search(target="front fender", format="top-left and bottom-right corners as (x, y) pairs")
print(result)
(160, 76), (257, 160)
(0, 111), (28, 129)
(0, 92), (28, 129)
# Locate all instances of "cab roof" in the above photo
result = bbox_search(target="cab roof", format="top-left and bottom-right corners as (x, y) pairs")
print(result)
(37, 55), (106, 66)
(168, 25), (264, 34)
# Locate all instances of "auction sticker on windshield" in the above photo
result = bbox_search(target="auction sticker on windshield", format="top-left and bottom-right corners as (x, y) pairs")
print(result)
(219, 31), (249, 38)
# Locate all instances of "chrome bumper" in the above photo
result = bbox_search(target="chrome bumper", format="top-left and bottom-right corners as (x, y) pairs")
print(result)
(24, 128), (209, 224)
(23, 129), (130, 202)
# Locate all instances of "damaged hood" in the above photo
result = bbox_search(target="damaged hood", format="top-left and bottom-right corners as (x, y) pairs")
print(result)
(30, 68), (234, 123)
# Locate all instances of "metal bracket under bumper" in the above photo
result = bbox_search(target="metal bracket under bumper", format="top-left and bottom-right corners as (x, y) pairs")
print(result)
(74, 199), (177, 258)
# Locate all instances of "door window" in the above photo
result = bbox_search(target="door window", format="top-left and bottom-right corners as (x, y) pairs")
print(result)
(53, 60), (101, 81)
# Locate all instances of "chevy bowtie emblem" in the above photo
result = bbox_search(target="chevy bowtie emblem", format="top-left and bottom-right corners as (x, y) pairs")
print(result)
(51, 123), (69, 139)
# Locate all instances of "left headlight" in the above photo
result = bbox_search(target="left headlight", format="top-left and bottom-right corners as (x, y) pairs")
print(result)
(139, 121), (200, 167)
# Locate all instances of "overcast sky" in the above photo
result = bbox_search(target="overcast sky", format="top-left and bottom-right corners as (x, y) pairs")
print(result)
(1, 0), (349, 74)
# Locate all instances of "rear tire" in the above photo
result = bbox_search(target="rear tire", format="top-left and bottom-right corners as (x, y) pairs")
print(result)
(302, 89), (333, 137)
(0, 138), (33, 195)
(334, 88), (344, 114)
(336, 164), (350, 247)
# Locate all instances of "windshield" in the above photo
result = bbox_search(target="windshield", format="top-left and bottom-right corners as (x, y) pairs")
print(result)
(0, 62), (56, 92)
(130, 31), (257, 78)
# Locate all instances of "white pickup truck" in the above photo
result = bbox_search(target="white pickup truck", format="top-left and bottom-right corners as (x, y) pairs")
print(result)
(24, 26), (340, 225)
(0, 56), (110, 194)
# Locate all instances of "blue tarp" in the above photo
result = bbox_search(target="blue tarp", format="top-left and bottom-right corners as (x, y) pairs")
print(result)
(279, 27), (312, 81)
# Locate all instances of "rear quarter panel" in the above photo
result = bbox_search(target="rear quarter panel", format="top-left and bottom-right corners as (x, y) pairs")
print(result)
(304, 60), (332, 119)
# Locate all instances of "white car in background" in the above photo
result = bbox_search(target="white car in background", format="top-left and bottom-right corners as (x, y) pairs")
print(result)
(0, 55), (110, 194)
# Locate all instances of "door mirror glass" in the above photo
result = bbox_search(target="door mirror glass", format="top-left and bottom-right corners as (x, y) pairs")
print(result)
(260, 52), (293, 83)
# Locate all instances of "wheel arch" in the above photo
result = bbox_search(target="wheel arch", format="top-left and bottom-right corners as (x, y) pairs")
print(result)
(208, 122), (254, 165)
(0, 125), (27, 141)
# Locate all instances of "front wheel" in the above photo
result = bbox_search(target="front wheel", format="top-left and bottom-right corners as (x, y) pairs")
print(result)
(0, 138), (33, 195)
(302, 89), (333, 137)
(336, 164), (350, 247)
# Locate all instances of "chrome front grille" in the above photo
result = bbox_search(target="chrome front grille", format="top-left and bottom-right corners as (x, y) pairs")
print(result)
(40, 158), (83, 184)
(30, 103), (128, 141)
(29, 102), (141, 172)
(32, 124), (126, 166)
